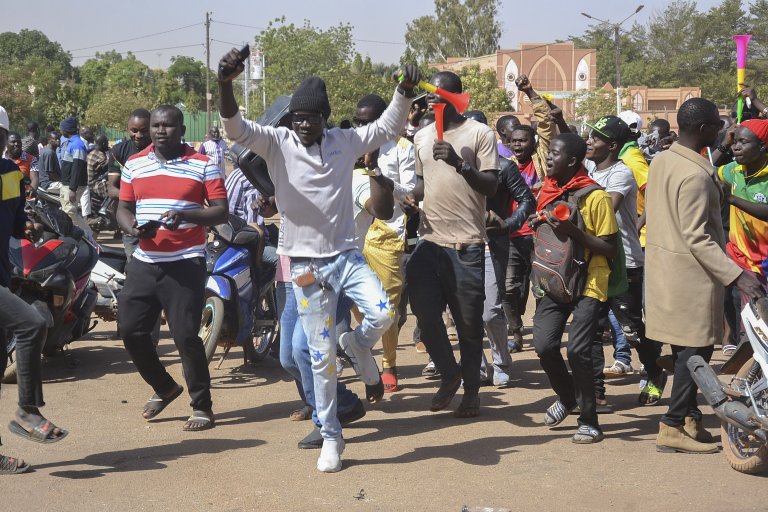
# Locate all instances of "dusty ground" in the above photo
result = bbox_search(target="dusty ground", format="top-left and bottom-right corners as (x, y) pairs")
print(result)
(1, 295), (766, 511)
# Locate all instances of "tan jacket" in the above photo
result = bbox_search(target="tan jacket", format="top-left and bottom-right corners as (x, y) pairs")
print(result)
(645, 143), (742, 347)
(530, 97), (554, 182)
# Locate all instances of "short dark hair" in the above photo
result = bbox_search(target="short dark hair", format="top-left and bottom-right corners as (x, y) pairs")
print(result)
(8, 131), (21, 140)
(511, 124), (536, 140)
(650, 118), (670, 131)
(26, 121), (39, 132)
(430, 71), (462, 93)
(47, 130), (59, 141)
(464, 110), (487, 125)
(356, 94), (388, 119)
(129, 108), (151, 121)
(151, 105), (184, 126)
(677, 98), (719, 132)
(95, 134), (109, 144)
(495, 114), (520, 133)
(555, 132), (588, 163)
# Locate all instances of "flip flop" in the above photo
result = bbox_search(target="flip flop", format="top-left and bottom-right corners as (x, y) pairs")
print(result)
(9, 419), (68, 444)
(382, 371), (398, 393)
(143, 384), (184, 420)
(0, 454), (32, 474)
(183, 410), (215, 432)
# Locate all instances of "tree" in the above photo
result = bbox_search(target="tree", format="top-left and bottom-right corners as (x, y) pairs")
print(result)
(0, 29), (72, 76)
(404, 0), (501, 63)
(573, 88), (629, 124)
(457, 65), (509, 114)
(252, 18), (397, 123)
(405, 0), (501, 63)
(166, 56), (209, 109)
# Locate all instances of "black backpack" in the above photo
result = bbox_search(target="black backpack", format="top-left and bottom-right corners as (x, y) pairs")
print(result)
(530, 185), (602, 304)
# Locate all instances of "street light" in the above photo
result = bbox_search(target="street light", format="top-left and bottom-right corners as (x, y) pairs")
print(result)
(582, 5), (645, 115)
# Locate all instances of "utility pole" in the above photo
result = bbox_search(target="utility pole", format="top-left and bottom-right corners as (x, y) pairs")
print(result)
(205, 11), (212, 132)
(614, 25), (621, 115)
(244, 44), (250, 118)
(582, 5), (644, 115)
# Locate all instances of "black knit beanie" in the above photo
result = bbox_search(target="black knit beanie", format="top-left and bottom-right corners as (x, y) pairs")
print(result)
(289, 76), (331, 120)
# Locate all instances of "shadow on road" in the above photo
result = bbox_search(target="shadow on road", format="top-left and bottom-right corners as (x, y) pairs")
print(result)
(34, 438), (264, 479)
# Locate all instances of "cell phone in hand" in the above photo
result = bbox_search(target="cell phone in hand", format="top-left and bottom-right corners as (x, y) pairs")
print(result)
(219, 44), (250, 78)
(137, 220), (164, 233)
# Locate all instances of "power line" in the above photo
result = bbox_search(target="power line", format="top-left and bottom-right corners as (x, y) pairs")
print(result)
(211, 19), (406, 47)
(68, 22), (201, 52)
(71, 44), (203, 60)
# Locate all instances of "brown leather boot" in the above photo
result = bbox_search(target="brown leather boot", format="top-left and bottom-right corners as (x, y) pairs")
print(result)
(684, 416), (716, 443)
(656, 422), (719, 454)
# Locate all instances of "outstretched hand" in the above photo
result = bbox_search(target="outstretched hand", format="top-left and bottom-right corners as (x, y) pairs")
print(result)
(394, 64), (420, 91)
(218, 47), (247, 83)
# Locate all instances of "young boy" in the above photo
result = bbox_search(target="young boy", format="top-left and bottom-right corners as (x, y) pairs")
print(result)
(532, 132), (618, 444)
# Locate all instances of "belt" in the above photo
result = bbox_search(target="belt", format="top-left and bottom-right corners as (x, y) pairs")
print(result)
(431, 241), (484, 251)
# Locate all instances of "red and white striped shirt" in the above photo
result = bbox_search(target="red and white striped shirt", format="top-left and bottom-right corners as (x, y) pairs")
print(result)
(120, 144), (226, 263)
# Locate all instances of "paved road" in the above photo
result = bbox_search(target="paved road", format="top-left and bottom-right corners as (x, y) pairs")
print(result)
(2, 309), (765, 511)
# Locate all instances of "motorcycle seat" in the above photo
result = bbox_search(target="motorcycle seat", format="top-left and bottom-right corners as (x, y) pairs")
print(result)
(67, 239), (99, 281)
(98, 245), (126, 260)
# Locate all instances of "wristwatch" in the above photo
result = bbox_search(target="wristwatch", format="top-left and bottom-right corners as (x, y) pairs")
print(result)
(396, 85), (416, 98)
(458, 161), (473, 175)
(366, 166), (382, 177)
(717, 143), (732, 154)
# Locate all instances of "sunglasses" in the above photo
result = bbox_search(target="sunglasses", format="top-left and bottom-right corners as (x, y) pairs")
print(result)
(292, 113), (323, 125)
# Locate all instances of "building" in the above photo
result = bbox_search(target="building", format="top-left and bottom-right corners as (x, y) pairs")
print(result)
(432, 42), (597, 121)
(433, 42), (704, 130)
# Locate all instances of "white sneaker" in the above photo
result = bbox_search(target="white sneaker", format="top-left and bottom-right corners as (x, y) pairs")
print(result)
(317, 437), (345, 473)
(338, 331), (379, 385)
(335, 356), (346, 378)
(603, 360), (633, 379)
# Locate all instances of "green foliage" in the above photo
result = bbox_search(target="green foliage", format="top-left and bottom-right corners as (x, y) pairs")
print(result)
(457, 65), (509, 114)
(572, 0), (768, 110)
(405, 0), (501, 63)
(251, 18), (401, 123)
(573, 88), (629, 124)
(0, 29), (71, 75)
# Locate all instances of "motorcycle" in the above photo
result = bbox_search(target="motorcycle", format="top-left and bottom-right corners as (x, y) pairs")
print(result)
(197, 98), (288, 367)
(688, 298), (768, 474)
(91, 244), (127, 322)
(199, 214), (278, 366)
(88, 171), (119, 235)
(3, 204), (99, 382)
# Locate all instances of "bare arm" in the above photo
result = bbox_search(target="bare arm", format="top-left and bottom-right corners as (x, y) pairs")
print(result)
(365, 174), (395, 220)
(728, 195), (768, 221)
(161, 198), (229, 230)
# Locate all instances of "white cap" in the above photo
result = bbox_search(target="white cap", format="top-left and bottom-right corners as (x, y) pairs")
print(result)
(0, 106), (8, 132)
(618, 110), (642, 133)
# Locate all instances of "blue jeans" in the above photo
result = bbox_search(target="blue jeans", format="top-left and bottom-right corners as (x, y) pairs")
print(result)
(481, 246), (512, 379)
(276, 282), (359, 428)
(290, 249), (393, 441)
(609, 310), (631, 365)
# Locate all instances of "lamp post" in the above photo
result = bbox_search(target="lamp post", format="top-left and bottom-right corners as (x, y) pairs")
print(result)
(582, 5), (644, 115)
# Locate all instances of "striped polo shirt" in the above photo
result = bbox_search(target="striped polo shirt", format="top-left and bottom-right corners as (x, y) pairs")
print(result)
(120, 144), (227, 263)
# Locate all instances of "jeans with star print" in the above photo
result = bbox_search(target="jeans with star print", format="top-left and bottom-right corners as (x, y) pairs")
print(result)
(276, 282), (361, 428)
(291, 249), (394, 441)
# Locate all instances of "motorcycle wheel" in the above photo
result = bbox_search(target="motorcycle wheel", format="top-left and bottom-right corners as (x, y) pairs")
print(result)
(246, 290), (279, 363)
(200, 296), (225, 364)
(246, 327), (278, 363)
(721, 357), (768, 474)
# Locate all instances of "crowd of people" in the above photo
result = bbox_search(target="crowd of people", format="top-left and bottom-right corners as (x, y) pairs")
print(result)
(1, 48), (766, 474)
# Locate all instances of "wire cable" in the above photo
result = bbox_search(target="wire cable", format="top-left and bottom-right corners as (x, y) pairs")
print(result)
(68, 23), (201, 52)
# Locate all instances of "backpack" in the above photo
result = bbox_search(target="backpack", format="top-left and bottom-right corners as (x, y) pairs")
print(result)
(530, 185), (602, 304)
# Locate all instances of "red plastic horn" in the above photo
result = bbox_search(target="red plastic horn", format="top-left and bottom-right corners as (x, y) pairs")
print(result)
(433, 103), (446, 140)
(419, 81), (470, 114)
(552, 203), (571, 221)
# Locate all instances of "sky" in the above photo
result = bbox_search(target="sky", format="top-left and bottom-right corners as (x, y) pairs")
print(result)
(0, 0), (727, 69)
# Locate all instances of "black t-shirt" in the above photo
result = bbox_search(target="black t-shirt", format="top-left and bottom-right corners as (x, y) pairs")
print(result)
(108, 140), (144, 189)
